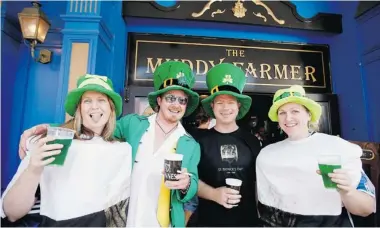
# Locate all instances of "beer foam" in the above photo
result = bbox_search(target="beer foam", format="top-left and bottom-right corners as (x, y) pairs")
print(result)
(317, 154), (341, 165)
(47, 127), (75, 139)
(165, 153), (183, 161)
(226, 178), (242, 187)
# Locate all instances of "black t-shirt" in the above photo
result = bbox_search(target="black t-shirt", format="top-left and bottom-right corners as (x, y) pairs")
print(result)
(196, 128), (261, 227)
(186, 128), (210, 142)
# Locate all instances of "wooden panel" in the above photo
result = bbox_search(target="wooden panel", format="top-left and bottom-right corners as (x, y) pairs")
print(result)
(66, 42), (89, 121)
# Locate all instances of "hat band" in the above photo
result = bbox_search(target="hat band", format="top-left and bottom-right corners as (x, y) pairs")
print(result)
(159, 78), (190, 90)
(274, 91), (304, 103)
(210, 85), (241, 95)
(78, 78), (112, 91)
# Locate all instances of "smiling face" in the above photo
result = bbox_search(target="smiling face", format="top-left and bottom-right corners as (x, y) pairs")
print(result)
(157, 90), (188, 124)
(211, 94), (240, 125)
(80, 91), (112, 135)
(277, 102), (311, 140)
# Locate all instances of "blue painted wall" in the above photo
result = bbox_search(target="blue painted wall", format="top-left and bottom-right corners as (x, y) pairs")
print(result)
(356, 5), (380, 142)
(1, 3), (22, 188)
(1, 2), (64, 188)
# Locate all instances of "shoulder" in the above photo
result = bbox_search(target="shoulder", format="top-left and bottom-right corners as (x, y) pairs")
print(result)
(313, 133), (362, 157)
(180, 133), (197, 143)
(179, 134), (200, 153)
(316, 133), (361, 152)
(259, 140), (285, 154)
(119, 113), (148, 123)
(113, 141), (132, 150)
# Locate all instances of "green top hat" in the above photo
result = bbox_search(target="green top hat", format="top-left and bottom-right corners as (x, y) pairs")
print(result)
(268, 85), (322, 123)
(65, 74), (123, 117)
(148, 61), (199, 117)
(201, 63), (252, 120)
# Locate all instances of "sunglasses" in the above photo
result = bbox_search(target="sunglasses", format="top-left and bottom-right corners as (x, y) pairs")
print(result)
(163, 94), (188, 105)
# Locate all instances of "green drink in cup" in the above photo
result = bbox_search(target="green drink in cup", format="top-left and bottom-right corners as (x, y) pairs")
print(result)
(318, 155), (341, 189)
(46, 127), (75, 166)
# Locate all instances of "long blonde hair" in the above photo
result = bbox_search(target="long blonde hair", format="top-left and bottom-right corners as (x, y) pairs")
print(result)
(60, 96), (117, 142)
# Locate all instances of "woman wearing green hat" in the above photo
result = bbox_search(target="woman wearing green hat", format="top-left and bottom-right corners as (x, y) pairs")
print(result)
(256, 85), (376, 226)
(2, 74), (132, 226)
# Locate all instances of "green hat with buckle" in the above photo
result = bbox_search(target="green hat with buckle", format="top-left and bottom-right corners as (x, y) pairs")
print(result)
(268, 85), (322, 123)
(65, 74), (123, 117)
(201, 63), (252, 120)
(148, 61), (199, 117)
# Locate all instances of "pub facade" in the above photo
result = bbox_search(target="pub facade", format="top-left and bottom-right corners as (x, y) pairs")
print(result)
(1, 0), (379, 225)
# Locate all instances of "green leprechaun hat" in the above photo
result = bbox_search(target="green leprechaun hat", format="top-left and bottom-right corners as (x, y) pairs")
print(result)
(268, 85), (322, 123)
(65, 74), (123, 117)
(201, 63), (252, 120)
(148, 61), (199, 117)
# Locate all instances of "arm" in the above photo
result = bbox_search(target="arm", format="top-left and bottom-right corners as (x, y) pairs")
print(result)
(198, 179), (240, 209)
(341, 190), (375, 217)
(339, 170), (376, 217)
(330, 142), (375, 217)
(197, 179), (216, 201)
(175, 142), (200, 203)
(3, 165), (41, 222)
(3, 136), (62, 221)
(113, 114), (133, 140)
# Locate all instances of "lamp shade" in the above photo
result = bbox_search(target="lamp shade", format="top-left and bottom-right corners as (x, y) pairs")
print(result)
(18, 2), (50, 43)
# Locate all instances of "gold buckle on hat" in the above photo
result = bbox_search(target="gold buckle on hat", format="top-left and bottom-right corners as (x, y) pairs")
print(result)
(163, 78), (173, 88)
(211, 86), (219, 95)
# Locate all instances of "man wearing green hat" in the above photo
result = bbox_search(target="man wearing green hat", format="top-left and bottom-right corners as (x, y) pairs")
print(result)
(18, 61), (201, 227)
(193, 63), (261, 226)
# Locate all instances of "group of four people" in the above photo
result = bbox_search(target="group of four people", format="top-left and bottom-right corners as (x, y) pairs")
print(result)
(1, 61), (376, 227)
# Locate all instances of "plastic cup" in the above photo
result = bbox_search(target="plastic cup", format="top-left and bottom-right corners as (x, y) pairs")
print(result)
(46, 127), (75, 166)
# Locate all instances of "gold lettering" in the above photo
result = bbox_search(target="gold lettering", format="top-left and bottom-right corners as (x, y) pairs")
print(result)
(260, 64), (272, 80)
(181, 59), (194, 71)
(196, 60), (208, 75)
(305, 66), (317, 82)
(209, 58), (225, 67)
(233, 62), (244, 70)
(274, 64), (288, 80)
(290, 65), (302, 80)
(165, 58), (179, 62)
(246, 63), (258, 78)
(227, 49), (240, 57)
(146, 58), (163, 73)
(226, 49), (233, 56)
(239, 50), (245, 57)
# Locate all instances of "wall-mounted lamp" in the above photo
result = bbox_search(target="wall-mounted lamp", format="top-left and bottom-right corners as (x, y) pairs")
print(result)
(18, 2), (52, 64)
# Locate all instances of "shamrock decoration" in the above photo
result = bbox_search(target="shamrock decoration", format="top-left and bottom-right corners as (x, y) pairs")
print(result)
(176, 71), (188, 86)
(223, 74), (233, 84)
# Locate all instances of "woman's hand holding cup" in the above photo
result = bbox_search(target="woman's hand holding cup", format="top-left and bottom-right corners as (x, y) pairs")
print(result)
(27, 136), (63, 175)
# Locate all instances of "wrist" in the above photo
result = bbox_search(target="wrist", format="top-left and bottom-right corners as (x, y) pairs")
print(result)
(180, 179), (191, 195)
(26, 166), (43, 176)
(339, 188), (355, 197)
(211, 187), (218, 203)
